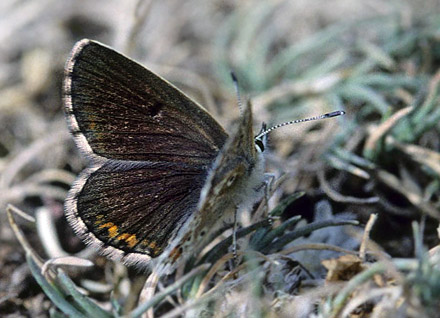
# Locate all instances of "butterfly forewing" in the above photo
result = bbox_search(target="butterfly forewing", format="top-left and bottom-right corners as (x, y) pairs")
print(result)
(64, 39), (227, 165)
(203, 100), (257, 193)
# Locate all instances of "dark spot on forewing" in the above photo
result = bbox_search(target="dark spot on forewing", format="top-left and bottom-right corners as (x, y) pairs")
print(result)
(147, 99), (164, 117)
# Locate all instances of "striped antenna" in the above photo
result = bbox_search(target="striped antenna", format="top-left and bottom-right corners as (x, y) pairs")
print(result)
(255, 110), (345, 139)
(230, 71), (243, 115)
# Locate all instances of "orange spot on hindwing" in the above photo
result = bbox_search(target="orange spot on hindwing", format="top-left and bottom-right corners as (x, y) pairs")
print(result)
(117, 233), (139, 248)
(98, 222), (119, 239)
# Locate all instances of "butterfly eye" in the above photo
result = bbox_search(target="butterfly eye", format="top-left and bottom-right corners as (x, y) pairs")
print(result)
(226, 174), (237, 187)
(255, 138), (265, 153)
(254, 123), (267, 153)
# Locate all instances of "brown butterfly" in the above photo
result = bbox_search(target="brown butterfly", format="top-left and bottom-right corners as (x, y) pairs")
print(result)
(64, 39), (268, 272)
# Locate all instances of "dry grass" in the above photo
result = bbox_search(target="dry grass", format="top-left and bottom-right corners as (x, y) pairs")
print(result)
(1, 0), (440, 317)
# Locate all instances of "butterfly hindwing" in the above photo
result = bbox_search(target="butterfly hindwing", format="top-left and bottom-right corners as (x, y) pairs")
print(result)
(65, 160), (208, 266)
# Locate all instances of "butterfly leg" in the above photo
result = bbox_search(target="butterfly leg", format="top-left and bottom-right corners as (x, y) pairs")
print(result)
(263, 173), (276, 223)
(231, 206), (239, 270)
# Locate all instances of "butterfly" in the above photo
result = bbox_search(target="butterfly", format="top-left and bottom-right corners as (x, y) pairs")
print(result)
(63, 39), (268, 272)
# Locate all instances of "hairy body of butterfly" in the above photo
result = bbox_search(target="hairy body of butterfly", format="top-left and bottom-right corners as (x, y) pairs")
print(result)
(64, 39), (266, 273)
(162, 100), (266, 269)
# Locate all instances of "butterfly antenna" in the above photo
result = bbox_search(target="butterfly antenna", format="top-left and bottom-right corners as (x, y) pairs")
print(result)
(230, 71), (243, 115)
(255, 110), (346, 139)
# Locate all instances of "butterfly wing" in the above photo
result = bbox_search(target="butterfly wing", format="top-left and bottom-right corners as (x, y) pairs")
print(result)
(66, 160), (207, 266)
(64, 39), (227, 266)
(64, 39), (227, 165)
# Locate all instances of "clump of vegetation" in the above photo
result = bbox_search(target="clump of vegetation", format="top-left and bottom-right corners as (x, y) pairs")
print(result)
(1, 1), (439, 317)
